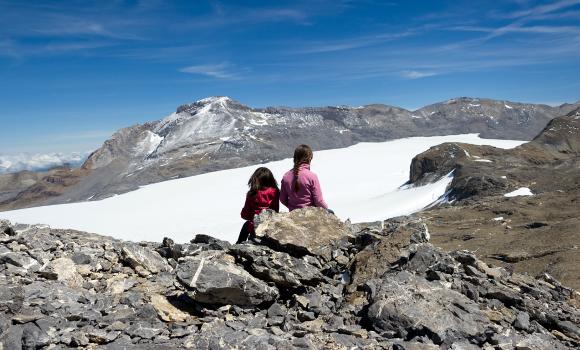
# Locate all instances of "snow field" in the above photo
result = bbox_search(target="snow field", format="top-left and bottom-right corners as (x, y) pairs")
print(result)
(1, 134), (525, 243)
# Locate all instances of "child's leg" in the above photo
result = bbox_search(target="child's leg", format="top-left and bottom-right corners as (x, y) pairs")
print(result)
(236, 221), (251, 244)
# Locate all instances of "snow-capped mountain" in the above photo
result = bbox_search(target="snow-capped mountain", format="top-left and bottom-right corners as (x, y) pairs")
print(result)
(0, 96), (578, 210)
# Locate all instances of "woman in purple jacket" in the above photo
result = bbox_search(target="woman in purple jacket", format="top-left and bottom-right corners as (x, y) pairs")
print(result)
(280, 144), (331, 212)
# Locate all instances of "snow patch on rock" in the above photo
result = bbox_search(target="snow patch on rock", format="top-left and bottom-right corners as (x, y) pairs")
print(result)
(504, 187), (534, 197)
(139, 131), (164, 156)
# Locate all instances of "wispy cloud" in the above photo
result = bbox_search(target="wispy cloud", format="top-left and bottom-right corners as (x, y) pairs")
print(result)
(481, 0), (580, 41)
(108, 44), (211, 61)
(506, 0), (580, 18)
(0, 8), (145, 40)
(33, 16), (145, 40)
(184, 4), (312, 28)
(452, 24), (580, 35)
(179, 62), (242, 79)
(292, 31), (415, 54)
(0, 1), (150, 58)
(401, 70), (438, 79)
(431, 1), (580, 55)
(244, 8), (309, 22)
(0, 39), (113, 58)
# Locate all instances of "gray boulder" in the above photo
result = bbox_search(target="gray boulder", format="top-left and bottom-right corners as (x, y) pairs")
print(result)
(349, 219), (430, 290)
(229, 244), (324, 287)
(37, 257), (83, 288)
(0, 220), (15, 236)
(0, 246), (39, 271)
(365, 271), (492, 345)
(254, 207), (350, 261)
(176, 256), (278, 306)
(0, 284), (24, 313)
(120, 243), (172, 274)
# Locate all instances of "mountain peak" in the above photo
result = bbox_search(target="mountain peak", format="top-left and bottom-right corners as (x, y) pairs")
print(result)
(176, 96), (237, 114)
(196, 96), (233, 105)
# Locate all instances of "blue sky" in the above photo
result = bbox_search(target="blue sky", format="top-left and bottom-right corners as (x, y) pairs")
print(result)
(1, 0), (580, 156)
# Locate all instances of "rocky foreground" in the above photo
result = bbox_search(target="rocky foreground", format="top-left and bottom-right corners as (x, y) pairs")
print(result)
(1, 208), (579, 349)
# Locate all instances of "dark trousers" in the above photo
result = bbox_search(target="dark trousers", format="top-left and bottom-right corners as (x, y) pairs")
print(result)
(236, 221), (253, 244)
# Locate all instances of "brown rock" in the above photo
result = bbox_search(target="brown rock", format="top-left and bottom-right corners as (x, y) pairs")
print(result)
(150, 294), (189, 322)
(254, 208), (349, 261)
(38, 257), (83, 288)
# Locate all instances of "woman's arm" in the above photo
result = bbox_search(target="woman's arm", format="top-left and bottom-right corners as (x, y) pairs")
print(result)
(279, 180), (289, 208)
(311, 174), (328, 209)
(270, 190), (280, 212)
(240, 195), (254, 220)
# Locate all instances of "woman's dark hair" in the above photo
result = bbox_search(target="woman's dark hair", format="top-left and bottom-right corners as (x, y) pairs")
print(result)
(293, 144), (313, 192)
(248, 167), (279, 196)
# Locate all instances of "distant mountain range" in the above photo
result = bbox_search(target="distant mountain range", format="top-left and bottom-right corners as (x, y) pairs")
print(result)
(1, 96), (578, 211)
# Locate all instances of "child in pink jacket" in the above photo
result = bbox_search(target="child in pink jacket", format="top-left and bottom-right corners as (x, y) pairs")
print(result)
(280, 144), (330, 211)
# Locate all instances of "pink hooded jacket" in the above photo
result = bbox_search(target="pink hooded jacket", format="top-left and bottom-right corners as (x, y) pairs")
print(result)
(280, 164), (328, 211)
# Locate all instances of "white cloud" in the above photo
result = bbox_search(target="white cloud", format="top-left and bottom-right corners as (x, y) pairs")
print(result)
(507, 0), (580, 19)
(451, 25), (580, 35)
(179, 62), (241, 79)
(292, 31), (415, 54)
(401, 70), (437, 79)
(0, 152), (90, 174)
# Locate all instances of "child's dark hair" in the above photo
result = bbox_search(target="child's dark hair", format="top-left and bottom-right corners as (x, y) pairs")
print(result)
(293, 144), (313, 192)
(248, 167), (279, 196)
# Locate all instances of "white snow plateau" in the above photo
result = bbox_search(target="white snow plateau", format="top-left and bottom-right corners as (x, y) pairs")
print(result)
(1, 134), (525, 243)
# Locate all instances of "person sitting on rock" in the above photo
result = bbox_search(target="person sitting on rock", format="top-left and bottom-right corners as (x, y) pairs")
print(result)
(238, 167), (280, 244)
(280, 144), (332, 213)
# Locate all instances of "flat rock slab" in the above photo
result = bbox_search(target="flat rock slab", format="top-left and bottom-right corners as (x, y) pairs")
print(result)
(366, 271), (491, 345)
(120, 244), (172, 274)
(255, 207), (349, 261)
(176, 257), (278, 306)
(229, 244), (323, 288)
(38, 257), (83, 288)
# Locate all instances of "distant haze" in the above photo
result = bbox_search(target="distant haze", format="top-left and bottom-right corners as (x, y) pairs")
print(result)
(0, 152), (89, 174)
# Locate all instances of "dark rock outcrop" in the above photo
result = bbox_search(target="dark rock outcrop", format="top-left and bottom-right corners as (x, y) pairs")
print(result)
(409, 111), (580, 200)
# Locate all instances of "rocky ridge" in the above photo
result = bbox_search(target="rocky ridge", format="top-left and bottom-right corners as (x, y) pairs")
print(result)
(408, 108), (580, 289)
(1, 208), (579, 349)
(1, 97), (578, 211)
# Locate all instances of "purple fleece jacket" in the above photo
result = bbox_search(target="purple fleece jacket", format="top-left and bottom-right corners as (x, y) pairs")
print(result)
(280, 164), (328, 211)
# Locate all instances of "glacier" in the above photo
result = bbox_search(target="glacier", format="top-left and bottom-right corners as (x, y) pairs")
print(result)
(1, 134), (525, 243)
